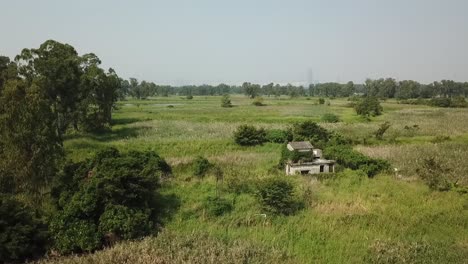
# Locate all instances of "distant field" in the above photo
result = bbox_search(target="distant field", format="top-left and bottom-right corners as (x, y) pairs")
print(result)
(52, 96), (468, 264)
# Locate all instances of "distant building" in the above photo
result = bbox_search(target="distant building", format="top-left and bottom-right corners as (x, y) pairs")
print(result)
(285, 141), (335, 175)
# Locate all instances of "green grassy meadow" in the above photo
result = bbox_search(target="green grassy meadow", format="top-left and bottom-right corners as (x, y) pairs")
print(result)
(46, 96), (468, 263)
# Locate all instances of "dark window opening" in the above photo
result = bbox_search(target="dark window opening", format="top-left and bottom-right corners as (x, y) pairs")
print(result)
(301, 170), (310, 175)
(320, 165), (324, 172)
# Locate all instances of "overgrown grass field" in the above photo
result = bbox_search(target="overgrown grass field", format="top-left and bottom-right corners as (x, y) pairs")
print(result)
(47, 96), (468, 263)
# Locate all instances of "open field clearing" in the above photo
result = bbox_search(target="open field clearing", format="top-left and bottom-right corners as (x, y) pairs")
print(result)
(45, 96), (468, 263)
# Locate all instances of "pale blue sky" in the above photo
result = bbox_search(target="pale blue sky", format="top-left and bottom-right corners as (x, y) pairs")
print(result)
(1, 0), (467, 85)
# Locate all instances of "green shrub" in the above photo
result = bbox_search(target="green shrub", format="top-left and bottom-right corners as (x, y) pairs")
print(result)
(0, 195), (48, 263)
(321, 113), (340, 123)
(252, 97), (265, 106)
(265, 129), (291, 143)
(49, 217), (101, 254)
(256, 178), (296, 215)
(354, 97), (383, 117)
(374, 121), (391, 140)
(430, 97), (451, 107)
(221, 94), (232, 107)
(186, 95), (193, 100)
(291, 120), (330, 146)
(225, 175), (255, 194)
(98, 205), (152, 240)
(50, 147), (171, 254)
(323, 144), (390, 177)
(318, 98), (325, 104)
(417, 158), (452, 191)
(203, 196), (233, 217)
(451, 96), (467, 107)
(233, 125), (266, 146)
(193, 156), (211, 178)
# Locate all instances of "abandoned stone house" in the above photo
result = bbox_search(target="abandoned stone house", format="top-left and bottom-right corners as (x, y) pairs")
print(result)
(285, 141), (335, 175)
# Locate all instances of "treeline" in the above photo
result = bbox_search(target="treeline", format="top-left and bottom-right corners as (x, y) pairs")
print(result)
(121, 78), (468, 99)
(361, 79), (468, 99)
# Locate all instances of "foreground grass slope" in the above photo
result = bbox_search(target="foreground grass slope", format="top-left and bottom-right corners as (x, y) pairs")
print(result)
(46, 96), (468, 263)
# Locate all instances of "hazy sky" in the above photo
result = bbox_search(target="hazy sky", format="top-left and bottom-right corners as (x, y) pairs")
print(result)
(1, 0), (467, 85)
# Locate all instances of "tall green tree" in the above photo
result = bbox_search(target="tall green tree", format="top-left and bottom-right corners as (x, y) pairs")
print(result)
(15, 40), (82, 136)
(0, 56), (16, 91)
(243, 82), (260, 98)
(129, 78), (142, 99)
(0, 79), (62, 194)
(79, 54), (120, 130)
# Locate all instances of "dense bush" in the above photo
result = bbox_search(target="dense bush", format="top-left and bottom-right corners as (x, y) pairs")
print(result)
(0, 195), (48, 263)
(203, 196), (233, 217)
(354, 97), (383, 117)
(400, 97), (467, 108)
(450, 96), (468, 107)
(321, 113), (340, 123)
(323, 144), (390, 177)
(221, 94), (232, 107)
(374, 121), (391, 140)
(234, 125), (266, 146)
(186, 95), (193, 100)
(318, 98), (325, 104)
(252, 97), (265, 106)
(430, 97), (467, 108)
(417, 158), (452, 191)
(398, 98), (428, 105)
(49, 147), (171, 254)
(291, 121), (330, 146)
(265, 129), (291, 143)
(192, 156), (211, 178)
(256, 178), (297, 215)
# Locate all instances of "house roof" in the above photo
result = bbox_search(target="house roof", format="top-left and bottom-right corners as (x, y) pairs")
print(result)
(288, 141), (313, 150)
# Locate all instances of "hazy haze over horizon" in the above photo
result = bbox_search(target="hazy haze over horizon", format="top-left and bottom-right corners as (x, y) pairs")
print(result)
(1, 0), (467, 85)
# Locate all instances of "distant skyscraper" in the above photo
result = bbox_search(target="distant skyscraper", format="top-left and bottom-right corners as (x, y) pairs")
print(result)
(307, 68), (314, 87)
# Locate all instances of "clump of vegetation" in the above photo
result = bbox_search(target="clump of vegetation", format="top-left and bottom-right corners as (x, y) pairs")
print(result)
(203, 196), (233, 217)
(221, 94), (232, 107)
(291, 120), (330, 146)
(252, 97), (265, 106)
(49, 147), (171, 254)
(321, 113), (340, 123)
(186, 95), (193, 100)
(278, 145), (315, 167)
(417, 158), (452, 191)
(192, 156), (212, 178)
(265, 129), (292, 143)
(256, 178), (298, 215)
(233, 125), (266, 146)
(318, 98), (325, 104)
(430, 97), (467, 108)
(354, 97), (383, 118)
(0, 195), (49, 263)
(324, 144), (390, 177)
(374, 121), (391, 140)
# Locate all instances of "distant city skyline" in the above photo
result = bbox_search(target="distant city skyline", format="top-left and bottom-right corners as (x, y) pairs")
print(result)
(1, 0), (467, 85)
